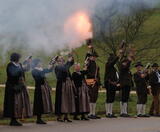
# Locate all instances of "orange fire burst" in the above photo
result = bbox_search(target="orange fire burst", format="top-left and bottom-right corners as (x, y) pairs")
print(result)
(64, 11), (93, 47)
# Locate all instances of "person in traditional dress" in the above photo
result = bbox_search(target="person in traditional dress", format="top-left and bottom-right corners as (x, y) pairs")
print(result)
(104, 53), (120, 118)
(31, 59), (54, 124)
(3, 53), (32, 126)
(72, 63), (90, 120)
(85, 52), (101, 119)
(55, 56), (76, 122)
(134, 62), (150, 117)
(149, 63), (160, 116)
(119, 57), (133, 117)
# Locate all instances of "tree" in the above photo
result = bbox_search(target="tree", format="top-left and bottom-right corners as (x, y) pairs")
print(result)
(92, 0), (160, 64)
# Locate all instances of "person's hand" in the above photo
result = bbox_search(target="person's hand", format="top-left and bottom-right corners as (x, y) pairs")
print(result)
(88, 45), (93, 49)
(83, 65), (87, 71)
(122, 62), (127, 66)
(117, 83), (121, 87)
(28, 58), (32, 62)
(141, 73), (145, 78)
(48, 64), (54, 69)
(68, 56), (74, 62)
(128, 56), (133, 61)
(117, 49), (123, 57)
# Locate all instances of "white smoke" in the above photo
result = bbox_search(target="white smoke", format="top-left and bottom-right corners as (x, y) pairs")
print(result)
(0, 0), (159, 58)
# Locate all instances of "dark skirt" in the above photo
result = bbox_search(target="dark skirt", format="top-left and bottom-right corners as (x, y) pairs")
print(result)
(151, 87), (160, 96)
(136, 89), (148, 104)
(55, 78), (76, 115)
(55, 80), (62, 116)
(14, 86), (32, 118)
(75, 81), (90, 114)
(33, 82), (53, 115)
(3, 83), (32, 118)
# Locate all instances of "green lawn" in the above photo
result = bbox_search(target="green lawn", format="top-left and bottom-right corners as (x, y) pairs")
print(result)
(0, 87), (153, 125)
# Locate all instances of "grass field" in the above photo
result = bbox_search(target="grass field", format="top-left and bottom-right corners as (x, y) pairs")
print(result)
(0, 87), (153, 125)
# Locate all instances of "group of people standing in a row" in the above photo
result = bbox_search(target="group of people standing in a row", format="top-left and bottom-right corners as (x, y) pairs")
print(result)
(105, 52), (160, 118)
(2, 41), (160, 126)
(3, 49), (101, 126)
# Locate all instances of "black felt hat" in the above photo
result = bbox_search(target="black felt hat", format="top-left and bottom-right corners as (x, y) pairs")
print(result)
(86, 38), (93, 46)
(135, 62), (143, 67)
(152, 63), (159, 67)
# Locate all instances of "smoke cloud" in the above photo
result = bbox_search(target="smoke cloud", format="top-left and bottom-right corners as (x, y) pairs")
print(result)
(0, 0), (159, 59)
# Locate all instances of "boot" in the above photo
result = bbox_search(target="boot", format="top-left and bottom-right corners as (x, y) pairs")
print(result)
(64, 114), (72, 122)
(10, 118), (23, 126)
(81, 114), (89, 120)
(73, 115), (80, 120)
(36, 115), (47, 124)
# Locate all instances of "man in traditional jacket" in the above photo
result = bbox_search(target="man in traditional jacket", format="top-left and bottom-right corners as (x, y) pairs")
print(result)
(119, 57), (133, 117)
(149, 63), (160, 116)
(86, 52), (101, 119)
(134, 62), (150, 117)
(104, 53), (120, 118)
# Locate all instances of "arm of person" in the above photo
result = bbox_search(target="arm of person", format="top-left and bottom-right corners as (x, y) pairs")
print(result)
(42, 67), (53, 74)
(81, 68), (88, 75)
(149, 73), (159, 85)
(108, 56), (119, 67)
(22, 63), (30, 72)
(65, 57), (74, 69)
(22, 59), (32, 72)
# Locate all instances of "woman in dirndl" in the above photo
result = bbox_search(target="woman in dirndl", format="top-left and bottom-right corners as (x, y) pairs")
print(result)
(32, 59), (54, 124)
(72, 63), (90, 120)
(55, 56), (76, 122)
(3, 53), (32, 126)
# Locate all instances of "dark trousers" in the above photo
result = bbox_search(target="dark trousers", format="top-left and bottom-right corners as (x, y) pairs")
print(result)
(150, 89), (160, 115)
(121, 85), (131, 102)
(137, 93), (147, 104)
(106, 84), (116, 103)
(88, 83), (99, 103)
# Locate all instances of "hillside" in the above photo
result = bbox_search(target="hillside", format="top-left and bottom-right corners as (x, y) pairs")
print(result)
(0, 9), (160, 87)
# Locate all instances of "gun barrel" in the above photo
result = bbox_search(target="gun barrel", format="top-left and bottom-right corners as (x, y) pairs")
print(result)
(120, 40), (126, 49)
(145, 63), (151, 70)
(49, 56), (58, 65)
(23, 56), (32, 64)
